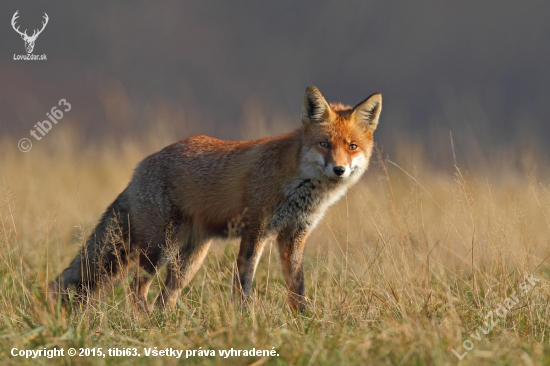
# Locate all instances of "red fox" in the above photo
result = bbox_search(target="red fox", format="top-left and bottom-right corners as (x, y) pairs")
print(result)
(49, 86), (382, 312)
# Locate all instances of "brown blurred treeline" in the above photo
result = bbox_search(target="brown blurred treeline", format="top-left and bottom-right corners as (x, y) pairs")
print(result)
(1, 1), (549, 168)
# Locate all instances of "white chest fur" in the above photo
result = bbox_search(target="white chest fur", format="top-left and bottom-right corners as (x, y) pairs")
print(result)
(268, 178), (348, 231)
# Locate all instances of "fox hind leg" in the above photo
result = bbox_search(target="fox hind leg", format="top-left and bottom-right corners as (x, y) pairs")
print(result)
(155, 236), (212, 309)
(127, 215), (182, 311)
(129, 251), (159, 313)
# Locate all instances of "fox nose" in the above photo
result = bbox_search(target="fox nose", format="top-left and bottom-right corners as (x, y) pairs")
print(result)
(333, 166), (346, 176)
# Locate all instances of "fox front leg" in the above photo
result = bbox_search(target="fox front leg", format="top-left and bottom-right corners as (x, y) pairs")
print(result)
(232, 230), (266, 305)
(277, 226), (310, 312)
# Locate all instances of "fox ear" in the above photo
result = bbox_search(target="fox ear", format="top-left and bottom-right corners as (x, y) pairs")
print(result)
(302, 86), (331, 125)
(352, 93), (382, 131)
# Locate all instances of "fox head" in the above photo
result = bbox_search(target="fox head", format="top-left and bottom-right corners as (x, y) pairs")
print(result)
(300, 86), (382, 181)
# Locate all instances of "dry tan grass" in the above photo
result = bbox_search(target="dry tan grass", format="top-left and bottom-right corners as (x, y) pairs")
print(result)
(1, 127), (550, 365)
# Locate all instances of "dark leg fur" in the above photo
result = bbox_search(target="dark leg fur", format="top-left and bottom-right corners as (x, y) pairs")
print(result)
(232, 230), (266, 305)
(129, 252), (158, 313)
(155, 235), (212, 309)
(277, 227), (309, 312)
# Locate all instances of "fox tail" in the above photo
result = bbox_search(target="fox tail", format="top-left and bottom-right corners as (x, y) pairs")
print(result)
(48, 189), (131, 305)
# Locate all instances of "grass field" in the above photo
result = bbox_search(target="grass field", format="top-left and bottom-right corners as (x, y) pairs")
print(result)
(1, 129), (550, 365)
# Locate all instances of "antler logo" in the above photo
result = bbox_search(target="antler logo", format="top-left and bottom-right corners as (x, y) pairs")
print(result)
(12, 11), (49, 54)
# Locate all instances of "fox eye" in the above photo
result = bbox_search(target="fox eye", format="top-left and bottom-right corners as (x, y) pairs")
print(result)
(349, 144), (358, 150)
(319, 141), (329, 148)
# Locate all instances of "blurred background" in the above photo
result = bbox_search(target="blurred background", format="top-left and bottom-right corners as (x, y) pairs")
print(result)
(1, 0), (549, 172)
